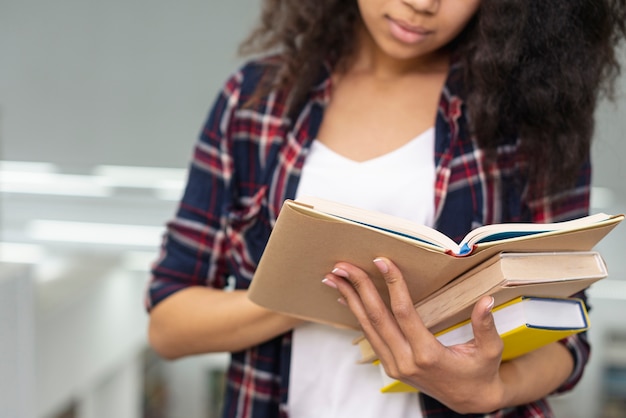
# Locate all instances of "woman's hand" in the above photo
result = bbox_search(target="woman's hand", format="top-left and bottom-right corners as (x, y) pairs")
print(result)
(322, 257), (510, 414)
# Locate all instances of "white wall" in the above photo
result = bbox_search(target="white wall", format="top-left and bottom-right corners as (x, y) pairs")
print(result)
(0, 264), (36, 418)
(0, 0), (256, 168)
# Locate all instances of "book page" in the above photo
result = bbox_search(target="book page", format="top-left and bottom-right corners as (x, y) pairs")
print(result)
(463, 213), (619, 248)
(295, 197), (623, 256)
(294, 196), (461, 252)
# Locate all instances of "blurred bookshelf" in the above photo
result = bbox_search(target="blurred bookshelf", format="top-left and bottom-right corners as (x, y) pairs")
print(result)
(143, 347), (168, 418)
(49, 401), (77, 418)
(206, 369), (226, 418)
(600, 331), (626, 418)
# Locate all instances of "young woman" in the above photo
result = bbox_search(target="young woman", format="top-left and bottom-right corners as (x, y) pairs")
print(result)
(146, 1), (626, 416)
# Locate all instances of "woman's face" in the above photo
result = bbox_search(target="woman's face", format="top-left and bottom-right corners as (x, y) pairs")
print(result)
(357, 0), (481, 62)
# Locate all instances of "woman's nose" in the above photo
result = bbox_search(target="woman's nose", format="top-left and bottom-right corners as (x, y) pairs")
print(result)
(402, 0), (440, 14)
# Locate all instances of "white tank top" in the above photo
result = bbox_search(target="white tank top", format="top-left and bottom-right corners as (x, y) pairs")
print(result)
(289, 128), (435, 418)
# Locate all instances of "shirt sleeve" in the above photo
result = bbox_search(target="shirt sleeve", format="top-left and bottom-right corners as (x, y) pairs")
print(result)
(145, 71), (243, 311)
(524, 157), (593, 393)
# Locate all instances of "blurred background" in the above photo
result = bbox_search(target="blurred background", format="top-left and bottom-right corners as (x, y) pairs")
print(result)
(1, 1), (625, 418)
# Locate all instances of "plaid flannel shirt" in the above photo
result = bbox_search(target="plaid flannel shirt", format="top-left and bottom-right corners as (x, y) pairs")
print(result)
(147, 58), (592, 418)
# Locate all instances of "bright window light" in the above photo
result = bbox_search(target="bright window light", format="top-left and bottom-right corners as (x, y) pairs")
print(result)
(0, 160), (58, 173)
(0, 161), (185, 199)
(26, 220), (164, 247)
(0, 171), (113, 197)
(0, 242), (45, 264)
(92, 165), (186, 189)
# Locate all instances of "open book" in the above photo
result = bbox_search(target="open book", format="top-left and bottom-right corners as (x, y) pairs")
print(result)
(376, 296), (590, 393)
(295, 196), (622, 256)
(248, 197), (623, 330)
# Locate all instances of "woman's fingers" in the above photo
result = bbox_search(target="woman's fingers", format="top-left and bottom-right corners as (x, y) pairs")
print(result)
(324, 258), (440, 370)
(370, 257), (444, 370)
(323, 265), (400, 362)
(371, 257), (431, 338)
(470, 295), (504, 360)
(323, 259), (507, 409)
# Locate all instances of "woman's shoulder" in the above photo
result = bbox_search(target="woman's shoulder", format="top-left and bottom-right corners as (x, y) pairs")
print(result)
(238, 54), (283, 73)
(210, 54), (292, 119)
(225, 54), (283, 96)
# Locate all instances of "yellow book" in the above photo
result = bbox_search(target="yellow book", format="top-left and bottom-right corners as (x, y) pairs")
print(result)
(377, 296), (590, 393)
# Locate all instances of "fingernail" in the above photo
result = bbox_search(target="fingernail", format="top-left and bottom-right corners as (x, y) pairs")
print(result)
(337, 297), (347, 306)
(322, 277), (338, 289)
(373, 258), (388, 274)
(485, 296), (495, 314)
(331, 267), (349, 279)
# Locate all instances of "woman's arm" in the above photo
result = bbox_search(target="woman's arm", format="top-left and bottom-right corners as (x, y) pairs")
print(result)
(323, 257), (575, 414)
(148, 287), (302, 359)
(146, 62), (307, 359)
(498, 342), (573, 408)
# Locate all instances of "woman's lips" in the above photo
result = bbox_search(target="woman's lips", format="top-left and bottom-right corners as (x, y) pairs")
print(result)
(387, 17), (431, 44)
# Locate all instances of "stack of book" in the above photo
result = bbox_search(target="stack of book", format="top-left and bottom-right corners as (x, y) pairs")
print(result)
(247, 196), (624, 393)
(369, 295), (592, 393)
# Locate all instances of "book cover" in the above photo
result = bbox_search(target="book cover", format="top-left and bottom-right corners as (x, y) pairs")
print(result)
(377, 296), (590, 393)
(420, 251), (605, 334)
(355, 251), (607, 362)
(248, 198), (621, 330)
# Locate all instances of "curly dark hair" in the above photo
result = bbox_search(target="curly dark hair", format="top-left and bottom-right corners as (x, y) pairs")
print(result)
(239, 0), (626, 190)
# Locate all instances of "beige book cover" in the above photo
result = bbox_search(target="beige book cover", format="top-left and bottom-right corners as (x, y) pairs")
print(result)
(248, 198), (622, 330)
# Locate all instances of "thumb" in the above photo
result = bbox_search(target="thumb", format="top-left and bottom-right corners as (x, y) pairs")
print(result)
(470, 296), (503, 356)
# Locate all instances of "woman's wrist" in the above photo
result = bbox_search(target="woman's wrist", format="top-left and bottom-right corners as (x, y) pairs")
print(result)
(494, 343), (574, 410)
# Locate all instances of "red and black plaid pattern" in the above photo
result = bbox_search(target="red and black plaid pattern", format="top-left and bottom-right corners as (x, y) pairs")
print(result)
(147, 58), (591, 418)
